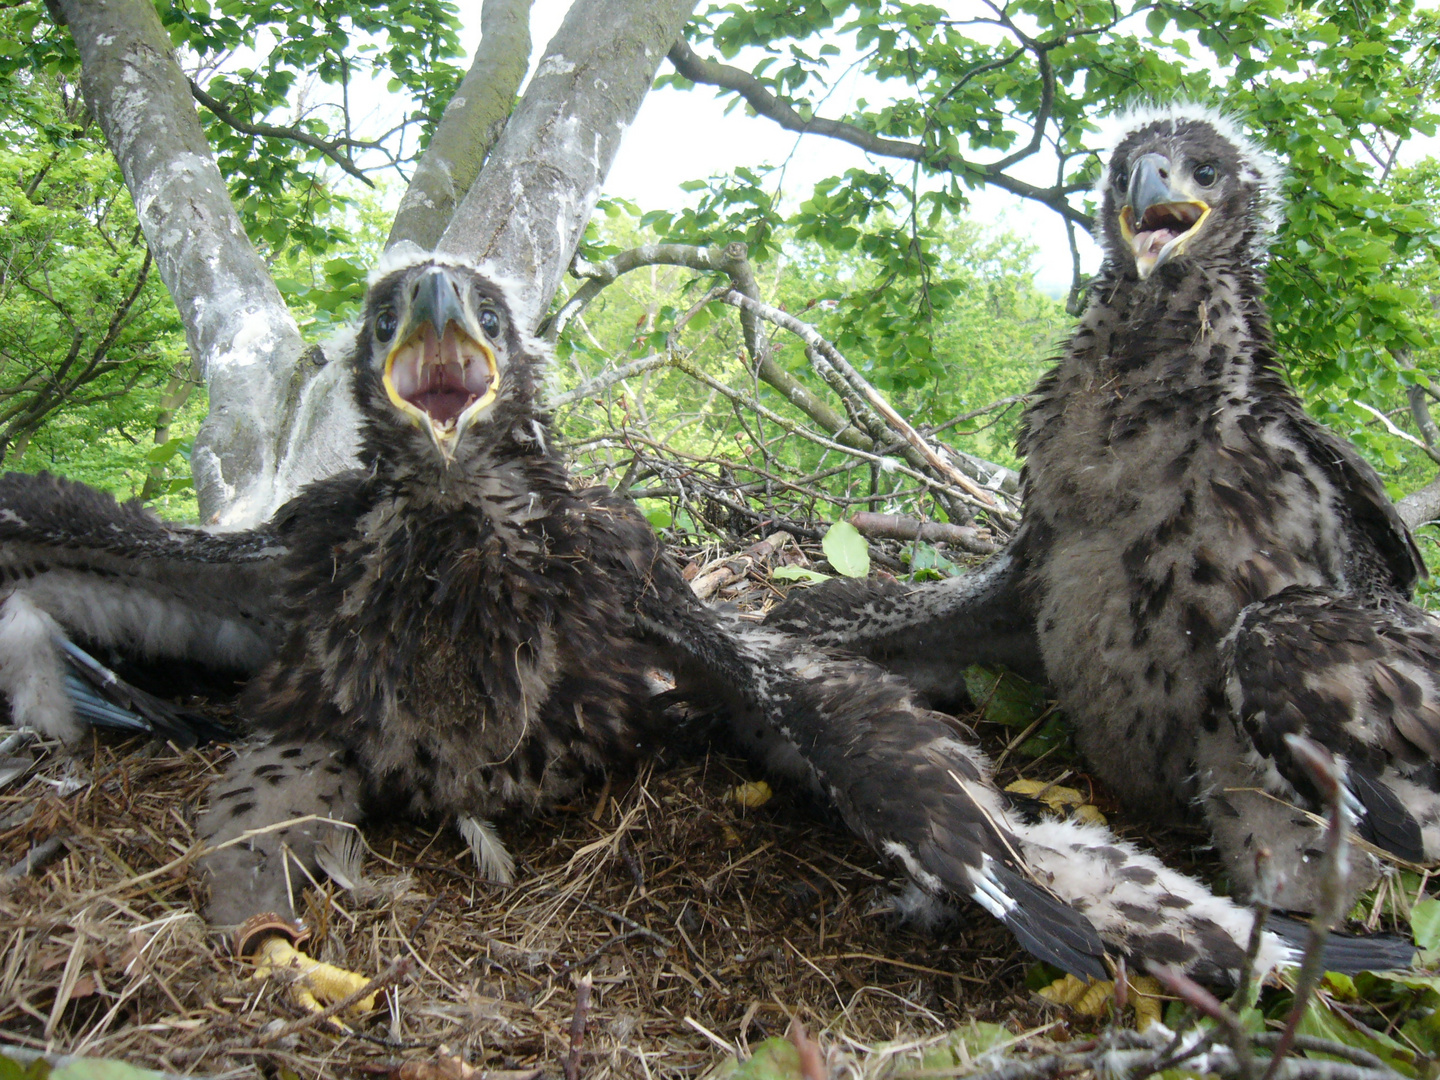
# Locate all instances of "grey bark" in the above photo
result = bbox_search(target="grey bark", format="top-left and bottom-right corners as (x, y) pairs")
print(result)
(437, 0), (700, 332)
(56, 0), (306, 525)
(62, 0), (697, 523)
(387, 0), (535, 252)
(278, 0), (698, 506)
(1398, 475), (1440, 530)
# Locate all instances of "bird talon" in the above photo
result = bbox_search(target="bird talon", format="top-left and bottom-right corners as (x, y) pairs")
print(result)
(235, 912), (376, 1028)
(1039, 973), (1164, 1029)
(1005, 779), (1108, 825)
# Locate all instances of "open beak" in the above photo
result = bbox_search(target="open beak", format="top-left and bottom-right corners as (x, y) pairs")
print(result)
(1118, 153), (1211, 279)
(382, 266), (500, 462)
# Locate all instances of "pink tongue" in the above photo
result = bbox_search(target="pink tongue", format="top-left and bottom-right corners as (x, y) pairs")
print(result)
(414, 388), (473, 425)
(1135, 229), (1178, 258)
(389, 325), (493, 424)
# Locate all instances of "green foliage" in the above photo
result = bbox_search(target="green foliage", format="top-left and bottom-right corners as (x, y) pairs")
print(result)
(0, 59), (199, 515)
(821, 519), (870, 576)
(708, 1037), (804, 1080)
(0, 1050), (168, 1080)
(161, 0), (467, 256)
(1413, 897), (1440, 952)
(961, 665), (1048, 729)
(659, 0), (1440, 533)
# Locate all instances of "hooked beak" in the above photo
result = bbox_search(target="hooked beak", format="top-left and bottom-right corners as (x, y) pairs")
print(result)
(1118, 153), (1211, 279)
(382, 266), (500, 462)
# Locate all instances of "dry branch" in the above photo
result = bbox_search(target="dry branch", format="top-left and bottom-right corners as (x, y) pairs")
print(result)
(848, 512), (997, 555)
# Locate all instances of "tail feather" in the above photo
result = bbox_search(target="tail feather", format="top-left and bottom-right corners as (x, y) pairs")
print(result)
(989, 863), (1109, 980)
(56, 633), (234, 747)
(1266, 915), (1417, 973)
(640, 564), (1400, 986)
(1349, 768), (1425, 863)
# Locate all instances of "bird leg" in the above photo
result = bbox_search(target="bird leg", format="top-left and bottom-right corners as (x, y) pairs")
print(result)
(1194, 726), (1379, 915)
(0, 590), (80, 743)
(197, 739), (365, 926)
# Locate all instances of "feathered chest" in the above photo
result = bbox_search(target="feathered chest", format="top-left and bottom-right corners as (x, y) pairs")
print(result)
(298, 494), (628, 736)
(1020, 276), (1355, 605)
(245, 475), (661, 820)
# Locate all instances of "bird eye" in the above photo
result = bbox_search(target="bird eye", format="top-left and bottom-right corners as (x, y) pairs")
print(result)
(375, 310), (398, 342)
(1194, 163), (1218, 186)
(479, 307), (501, 339)
(1112, 164), (1129, 191)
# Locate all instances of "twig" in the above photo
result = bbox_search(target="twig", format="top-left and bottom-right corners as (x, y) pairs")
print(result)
(1147, 964), (1258, 1080)
(188, 79), (378, 187)
(4, 833), (69, 878)
(1263, 736), (1353, 1080)
(721, 289), (1008, 517)
(563, 973), (593, 1080)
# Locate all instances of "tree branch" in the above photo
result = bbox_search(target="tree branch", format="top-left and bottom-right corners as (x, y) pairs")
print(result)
(552, 241), (872, 452)
(438, 0), (701, 331)
(188, 79), (376, 187)
(387, 0), (533, 251)
(55, 0), (305, 524)
(720, 289), (1010, 518)
(666, 39), (1094, 231)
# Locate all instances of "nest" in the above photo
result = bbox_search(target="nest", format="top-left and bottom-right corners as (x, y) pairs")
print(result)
(0, 536), (1213, 1078)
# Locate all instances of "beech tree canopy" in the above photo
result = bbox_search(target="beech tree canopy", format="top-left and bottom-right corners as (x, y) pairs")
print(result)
(6, 0), (1440, 532)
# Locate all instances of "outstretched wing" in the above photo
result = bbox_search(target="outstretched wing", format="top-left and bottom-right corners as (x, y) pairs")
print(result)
(763, 544), (1046, 699)
(0, 471), (295, 740)
(1222, 585), (1440, 863)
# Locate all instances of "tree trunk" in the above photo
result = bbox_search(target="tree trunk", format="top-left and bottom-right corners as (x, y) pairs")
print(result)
(55, 0), (306, 526)
(58, 0), (697, 524)
(386, 0), (534, 253)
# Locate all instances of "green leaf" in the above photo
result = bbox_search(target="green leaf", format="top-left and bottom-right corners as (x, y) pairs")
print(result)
(52, 1061), (168, 1080)
(822, 520), (870, 578)
(716, 1037), (804, 1080)
(962, 665), (1049, 728)
(1294, 996), (1418, 1076)
(0, 1050), (51, 1080)
(1412, 898), (1440, 951)
(910, 1021), (1015, 1071)
(771, 565), (831, 583)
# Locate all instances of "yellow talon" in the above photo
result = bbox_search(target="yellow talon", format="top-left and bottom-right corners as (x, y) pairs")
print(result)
(252, 936), (378, 1018)
(1005, 779), (1107, 824)
(234, 912), (376, 1030)
(1039, 974), (1165, 1030)
(1131, 976), (1164, 1030)
(732, 780), (774, 808)
(1038, 972), (1091, 1007)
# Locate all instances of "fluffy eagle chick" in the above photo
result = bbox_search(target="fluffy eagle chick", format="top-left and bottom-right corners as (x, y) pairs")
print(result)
(770, 106), (1440, 925)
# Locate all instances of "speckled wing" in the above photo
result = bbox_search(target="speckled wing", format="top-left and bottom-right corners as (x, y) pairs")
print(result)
(1223, 585), (1440, 863)
(762, 546), (1046, 699)
(1286, 412), (1426, 595)
(0, 470), (295, 741)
